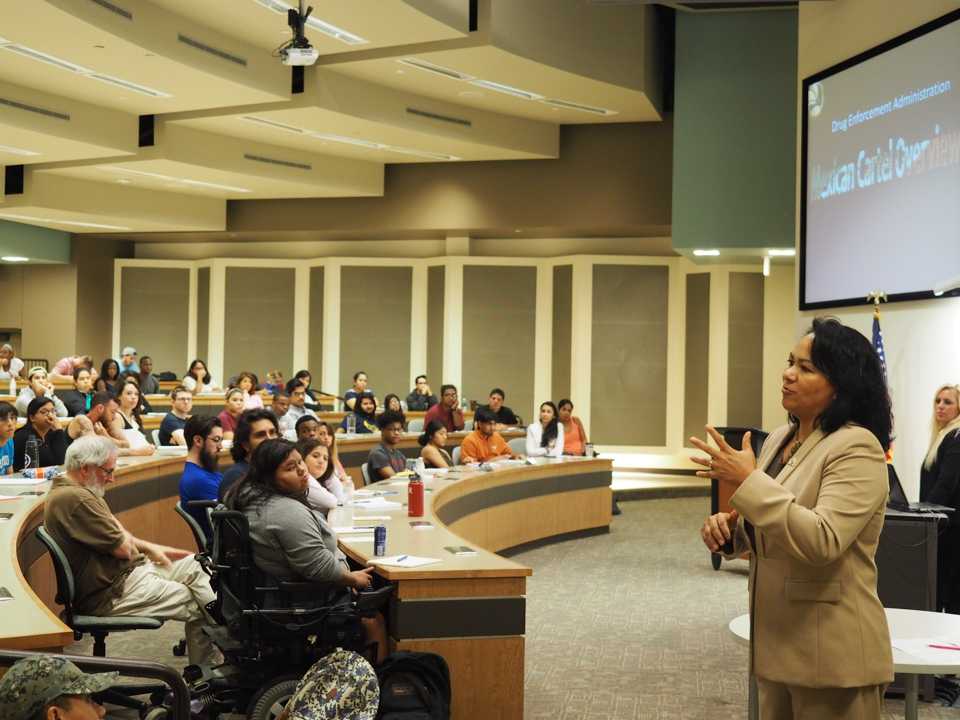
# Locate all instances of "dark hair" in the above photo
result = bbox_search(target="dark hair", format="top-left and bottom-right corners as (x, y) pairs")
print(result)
(273, 389), (290, 402)
(376, 410), (405, 431)
(184, 414), (221, 449)
(100, 358), (119, 381)
(140, 356), (152, 368)
(187, 359), (211, 385)
(415, 375), (427, 384)
(171, 384), (192, 400)
(226, 439), (303, 510)
(91, 391), (114, 409)
(113, 380), (143, 425)
(558, 398), (574, 411)
(231, 408), (279, 463)
(804, 317), (893, 451)
(318, 421), (341, 465)
(440, 384), (457, 396)
(72, 366), (91, 381)
(26, 396), (54, 419)
(474, 407), (496, 424)
(119, 370), (140, 386)
(295, 414), (319, 434)
(234, 371), (259, 391)
(539, 401), (560, 448)
(353, 370), (367, 383)
(354, 391), (376, 419)
(383, 393), (403, 413)
(489, 388), (505, 400)
(418, 419), (446, 447)
(0, 401), (16, 421)
(285, 370), (312, 395)
(296, 437), (334, 485)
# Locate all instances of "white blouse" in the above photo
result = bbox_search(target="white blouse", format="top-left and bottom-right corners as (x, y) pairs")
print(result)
(182, 375), (217, 394)
(305, 475), (339, 514)
(525, 422), (565, 457)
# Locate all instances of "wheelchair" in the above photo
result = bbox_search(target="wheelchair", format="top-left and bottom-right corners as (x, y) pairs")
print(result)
(180, 505), (393, 720)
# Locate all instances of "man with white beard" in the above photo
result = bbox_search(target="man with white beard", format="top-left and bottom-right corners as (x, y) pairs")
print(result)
(42, 436), (218, 665)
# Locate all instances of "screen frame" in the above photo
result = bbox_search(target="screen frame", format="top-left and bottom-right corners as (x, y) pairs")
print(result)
(799, 8), (960, 310)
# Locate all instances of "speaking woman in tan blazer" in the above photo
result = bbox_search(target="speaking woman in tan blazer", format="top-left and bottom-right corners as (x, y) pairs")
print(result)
(694, 317), (894, 719)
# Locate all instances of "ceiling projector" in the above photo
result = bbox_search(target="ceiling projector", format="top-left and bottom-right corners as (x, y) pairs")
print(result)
(278, 1), (318, 66)
(281, 45), (318, 66)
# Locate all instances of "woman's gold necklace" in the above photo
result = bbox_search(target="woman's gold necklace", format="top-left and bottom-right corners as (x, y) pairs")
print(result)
(787, 432), (807, 461)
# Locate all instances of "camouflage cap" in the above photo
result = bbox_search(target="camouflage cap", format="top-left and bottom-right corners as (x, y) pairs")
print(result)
(285, 649), (379, 720)
(0, 656), (118, 720)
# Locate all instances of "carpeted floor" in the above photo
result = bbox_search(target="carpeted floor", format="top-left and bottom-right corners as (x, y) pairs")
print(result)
(67, 496), (960, 718)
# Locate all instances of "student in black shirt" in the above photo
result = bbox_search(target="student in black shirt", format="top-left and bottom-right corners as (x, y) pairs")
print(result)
(61, 367), (96, 417)
(479, 388), (520, 428)
(367, 411), (408, 480)
(13, 397), (87, 470)
(405, 375), (438, 411)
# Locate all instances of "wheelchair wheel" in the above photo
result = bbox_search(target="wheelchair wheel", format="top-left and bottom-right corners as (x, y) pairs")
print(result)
(247, 676), (301, 720)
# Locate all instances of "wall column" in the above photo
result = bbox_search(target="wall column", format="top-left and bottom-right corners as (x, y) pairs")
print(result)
(410, 264), (428, 379)
(707, 268), (729, 426)
(666, 260), (685, 449)
(570, 257), (593, 435)
(321, 260), (341, 399)
(442, 259), (464, 392)
(208, 260), (227, 387)
(533, 263), (553, 418)
(292, 265), (310, 372)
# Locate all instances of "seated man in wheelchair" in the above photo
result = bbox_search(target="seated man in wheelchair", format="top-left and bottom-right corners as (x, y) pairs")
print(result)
(222, 438), (388, 663)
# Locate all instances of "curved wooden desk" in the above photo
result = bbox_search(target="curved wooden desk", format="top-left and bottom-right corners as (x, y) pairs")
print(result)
(4, 445), (611, 719)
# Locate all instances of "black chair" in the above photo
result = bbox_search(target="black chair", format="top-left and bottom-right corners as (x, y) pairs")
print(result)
(35, 526), (164, 657)
(175, 500), (208, 553)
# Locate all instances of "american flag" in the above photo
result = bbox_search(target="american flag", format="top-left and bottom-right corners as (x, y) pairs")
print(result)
(872, 306), (887, 380)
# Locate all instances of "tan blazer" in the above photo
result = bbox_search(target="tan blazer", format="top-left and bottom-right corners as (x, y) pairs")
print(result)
(728, 422), (894, 689)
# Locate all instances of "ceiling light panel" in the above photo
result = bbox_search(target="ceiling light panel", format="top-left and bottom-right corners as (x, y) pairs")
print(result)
(251, 0), (368, 45)
(0, 42), (172, 98)
(0, 212), (130, 230)
(102, 166), (251, 193)
(469, 79), (542, 101)
(397, 58), (474, 81)
(0, 144), (40, 157)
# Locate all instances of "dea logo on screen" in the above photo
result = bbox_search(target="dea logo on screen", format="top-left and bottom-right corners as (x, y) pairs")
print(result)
(808, 82), (825, 117)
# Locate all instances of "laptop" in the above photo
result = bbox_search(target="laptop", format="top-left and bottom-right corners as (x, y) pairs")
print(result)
(886, 464), (954, 514)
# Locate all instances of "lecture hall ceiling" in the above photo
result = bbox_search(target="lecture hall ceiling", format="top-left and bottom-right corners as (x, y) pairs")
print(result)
(0, 0), (663, 234)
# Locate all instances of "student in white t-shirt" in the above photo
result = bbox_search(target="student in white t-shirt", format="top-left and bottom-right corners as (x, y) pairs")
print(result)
(0, 345), (24, 383)
(0, 401), (15, 475)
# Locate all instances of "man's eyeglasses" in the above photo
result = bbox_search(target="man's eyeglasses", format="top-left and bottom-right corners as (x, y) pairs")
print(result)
(97, 465), (116, 476)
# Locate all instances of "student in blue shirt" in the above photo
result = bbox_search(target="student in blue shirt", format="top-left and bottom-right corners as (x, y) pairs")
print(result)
(0, 401), (15, 475)
(179, 414), (224, 540)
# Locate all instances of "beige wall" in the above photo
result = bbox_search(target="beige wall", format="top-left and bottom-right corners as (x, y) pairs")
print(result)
(761, 264), (795, 431)
(224, 267), (295, 382)
(339, 266), (413, 399)
(119, 267), (190, 375)
(551, 265), (572, 402)
(0, 264), (75, 364)
(726, 272), (764, 428)
(591, 264), (669, 446)
(308, 267), (324, 383)
(462, 265), (537, 421)
(75, 237), (133, 362)
(426, 265), (445, 384)
(796, 0), (959, 498)
(196, 267), (210, 364)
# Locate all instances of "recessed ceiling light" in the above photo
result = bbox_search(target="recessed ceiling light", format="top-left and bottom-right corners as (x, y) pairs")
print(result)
(252, 0), (368, 45)
(540, 98), (618, 116)
(0, 144), (40, 157)
(0, 213), (131, 230)
(116, 178), (132, 184)
(762, 256), (771, 277)
(240, 116), (304, 135)
(0, 42), (171, 97)
(469, 79), (542, 101)
(693, 249), (720, 257)
(767, 248), (796, 257)
(396, 58), (474, 81)
(1, 256), (29, 262)
(103, 166), (251, 193)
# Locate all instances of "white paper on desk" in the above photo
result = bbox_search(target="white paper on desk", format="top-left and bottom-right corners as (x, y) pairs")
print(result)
(350, 497), (401, 510)
(370, 555), (442, 568)
(0, 493), (21, 500)
(0, 475), (48, 486)
(892, 638), (960, 663)
(333, 526), (377, 534)
(352, 515), (390, 521)
(122, 429), (150, 449)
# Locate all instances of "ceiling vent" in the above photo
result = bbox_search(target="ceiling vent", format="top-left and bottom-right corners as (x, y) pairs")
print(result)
(406, 107), (472, 127)
(0, 96), (69, 121)
(3, 45), (86, 73)
(87, 0), (132, 20)
(397, 58), (474, 82)
(178, 34), (247, 66)
(243, 153), (312, 170)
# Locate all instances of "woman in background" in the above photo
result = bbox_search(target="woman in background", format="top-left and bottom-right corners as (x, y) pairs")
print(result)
(114, 380), (146, 433)
(525, 401), (564, 457)
(218, 388), (246, 440)
(418, 420), (452, 468)
(0, 344), (24, 382)
(382, 394), (407, 430)
(234, 371), (264, 410)
(96, 358), (121, 395)
(316, 422), (353, 502)
(558, 399), (589, 456)
(920, 383), (960, 613)
(183, 359), (218, 394)
(286, 369), (320, 409)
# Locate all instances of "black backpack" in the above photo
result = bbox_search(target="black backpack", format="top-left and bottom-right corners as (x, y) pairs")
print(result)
(376, 651), (451, 720)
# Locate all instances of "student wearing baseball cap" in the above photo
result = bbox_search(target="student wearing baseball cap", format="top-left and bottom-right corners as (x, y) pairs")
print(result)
(117, 346), (139, 375)
(0, 655), (119, 720)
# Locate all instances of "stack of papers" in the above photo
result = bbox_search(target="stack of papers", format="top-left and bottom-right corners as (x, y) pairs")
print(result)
(351, 497), (402, 510)
(0, 475), (48, 487)
(370, 555), (442, 568)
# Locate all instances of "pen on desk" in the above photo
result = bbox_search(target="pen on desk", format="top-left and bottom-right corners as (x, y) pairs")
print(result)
(928, 644), (960, 651)
(396, 555), (408, 562)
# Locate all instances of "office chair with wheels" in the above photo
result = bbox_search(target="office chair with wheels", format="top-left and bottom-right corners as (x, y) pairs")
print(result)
(508, 437), (526, 456)
(407, 418), (424, 433)
(452, 446), (461, 465)
(463, 419), (474, 431)
(151, 429), (161, 446)
(360, 462), (371, 486)
(175, 501), (208, 553)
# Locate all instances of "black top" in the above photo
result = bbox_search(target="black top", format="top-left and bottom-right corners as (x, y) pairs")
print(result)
(405, 390), (438, 411)
(478, 404), (519, 426)
(13, 424), (73, 470)
(920, 429), (960, 511)
(218, 461), (249, 501)
(61, 390), (93, 417)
